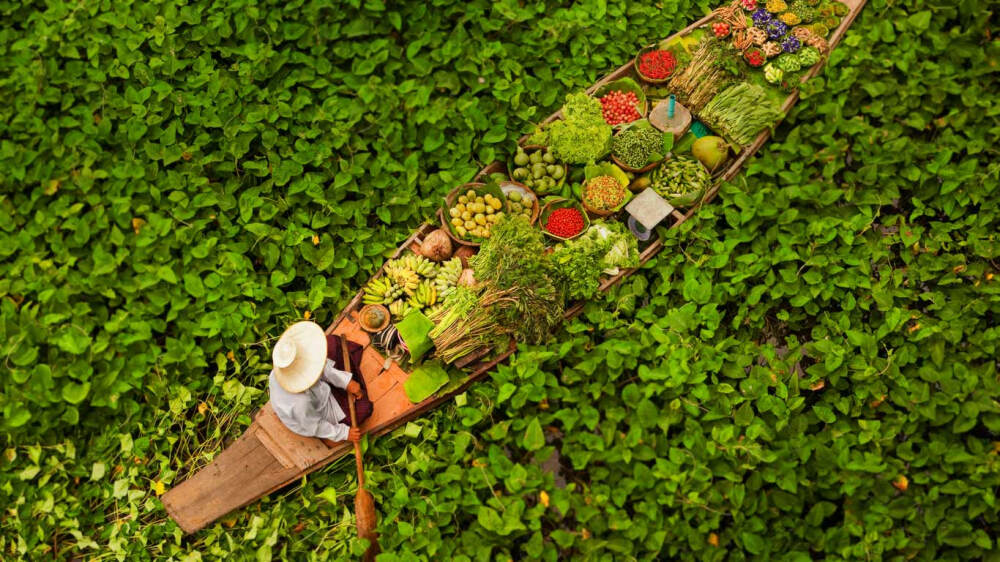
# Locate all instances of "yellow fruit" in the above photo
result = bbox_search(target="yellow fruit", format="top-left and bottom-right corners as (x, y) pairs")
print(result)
(490, 198), (503, 210)
(466, 190), (476, 199)
(451, 217), (462, 227)
(464, 220), (476, 230)
(459, 195), (469, 204)
(475, 214), (487, 225)
(456, 203), (466, 212)
(461, 211), (472, 221)
(449, 207), (460, 218)
(456, 226), (467, 237)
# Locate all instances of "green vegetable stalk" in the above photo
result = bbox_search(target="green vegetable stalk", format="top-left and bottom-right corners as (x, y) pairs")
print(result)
(700, 82), (784, 146)
(470, 216), (565, 344)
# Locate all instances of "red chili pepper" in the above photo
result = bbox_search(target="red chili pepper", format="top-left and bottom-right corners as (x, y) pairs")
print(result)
(638, 50), (677, 80)
(545, 207), (585, 238)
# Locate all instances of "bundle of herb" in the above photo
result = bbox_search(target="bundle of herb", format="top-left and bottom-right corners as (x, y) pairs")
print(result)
(428, 290), (499, 364)
(551, 221), (639, 300)
(529, 93), (612, 164)
(668, 38), (744, 111)
(471, 216), (565, 344)
(699, 82), (784, 146)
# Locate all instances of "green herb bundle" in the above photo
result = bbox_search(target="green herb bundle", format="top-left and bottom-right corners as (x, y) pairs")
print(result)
(428, 287), (500, 364)
(700, 82), (784, 146)
(668, 38), (743, 111)
(470, 216), (564, 344)
(529, 93), (612, 164)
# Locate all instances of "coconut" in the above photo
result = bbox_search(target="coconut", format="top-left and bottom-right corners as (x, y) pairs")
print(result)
(420, 229), (453, 262)
(453, 245), (477, 268)
(692, 136), (730, 172)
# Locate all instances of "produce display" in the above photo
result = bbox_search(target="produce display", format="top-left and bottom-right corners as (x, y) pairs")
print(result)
(446, 188), (506, 240)
(699, 82), (784, 146)
(469, 216), (564, 345)
(647, 156), (713, 204)
(510, 146), (565, 194)
(368, 0), (847, 416)
(667, 37), (743, 111)
(583, 175), (628, 212)
(527, 93), (612, 164)
(363, 254), (458, 320)
(612, 122), (668, 169)
(599, 90), (642, 125)
(551, 221), (639, 300)
(544, 206), (586, 238)
(636, 49), (677, 80)
(504, 190), (535, 221)
(725, 0), (840, 87)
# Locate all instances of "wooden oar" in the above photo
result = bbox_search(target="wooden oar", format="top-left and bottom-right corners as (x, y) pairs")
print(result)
(341, 338), (379, 560)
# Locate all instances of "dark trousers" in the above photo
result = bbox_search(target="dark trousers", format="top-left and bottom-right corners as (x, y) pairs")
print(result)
(325, 334), (374, 426)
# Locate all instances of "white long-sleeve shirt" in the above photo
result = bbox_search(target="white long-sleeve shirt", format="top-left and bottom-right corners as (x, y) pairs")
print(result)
(269, 359), (354, 441)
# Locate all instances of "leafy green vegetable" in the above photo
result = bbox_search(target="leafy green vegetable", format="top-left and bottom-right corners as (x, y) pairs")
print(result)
(552, 221), (639, 299)
(534, 93), (612, 164)
(471, 216), (564, 344)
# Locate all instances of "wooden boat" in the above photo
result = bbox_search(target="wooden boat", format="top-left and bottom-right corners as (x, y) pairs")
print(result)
(162, 0), (867, 534)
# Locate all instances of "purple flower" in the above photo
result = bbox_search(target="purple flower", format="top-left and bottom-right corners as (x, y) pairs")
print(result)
(781, 35), (802, 53)
(767, 20), (789, 39)
(752, 8), (771, 27)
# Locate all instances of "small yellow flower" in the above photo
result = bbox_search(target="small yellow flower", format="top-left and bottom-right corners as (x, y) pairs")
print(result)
(539, 490), (550, 508)
(152, 480), (165, 496)
(312, 235), (320, 245)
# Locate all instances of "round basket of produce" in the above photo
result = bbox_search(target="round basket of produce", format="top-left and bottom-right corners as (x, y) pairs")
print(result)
(592, 78), (648, 127)
(645, 155), (714, 208)
(633, 46), (679, 84)
(539, 198), (590, 241)
(508, 145), (568, 196)
(580, 162), (632, 218)
(439, 182), (508, 247)
(610, 119), (671, 174)
(358, 304), (391, 333)
(499, 181), (540, 225)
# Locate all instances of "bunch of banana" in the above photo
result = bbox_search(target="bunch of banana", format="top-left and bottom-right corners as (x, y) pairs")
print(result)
(389, 299), (415, 318)
(411, 279), (438, 308)
(425, 303), (446, 318)
(363, 277), (403, 305)
(433, 257), (462, 298)
(398, 254), (437, 277)
(384, 261), (420, 294)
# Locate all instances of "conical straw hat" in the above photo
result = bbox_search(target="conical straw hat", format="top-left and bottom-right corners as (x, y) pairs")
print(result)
(271, 321), (328, 394)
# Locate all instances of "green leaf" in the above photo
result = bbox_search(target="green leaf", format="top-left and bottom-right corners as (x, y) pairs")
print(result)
(523, 418), (545, 451)
(62, 382), (91, 404)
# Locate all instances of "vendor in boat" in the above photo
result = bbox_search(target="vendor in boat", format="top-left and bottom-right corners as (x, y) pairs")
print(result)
(268, 321), (373, 443)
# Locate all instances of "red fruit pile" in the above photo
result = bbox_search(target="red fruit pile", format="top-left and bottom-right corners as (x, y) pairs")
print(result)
(741, 0), (757, 10)
(744, 49), (765, 67)
(545, 207), (585, 238)
(637, 49), (677, 80)
(712, 22), (731, 38)
(599, 91), (641, 125)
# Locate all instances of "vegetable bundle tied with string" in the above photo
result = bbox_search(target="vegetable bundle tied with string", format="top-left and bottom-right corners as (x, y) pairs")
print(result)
(667, 37), (743, 111)
(429, 216), (565, 363)
(471, 216), (564, 344)
(428, 286), (498, 364)
(699, 82), (784, 146)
